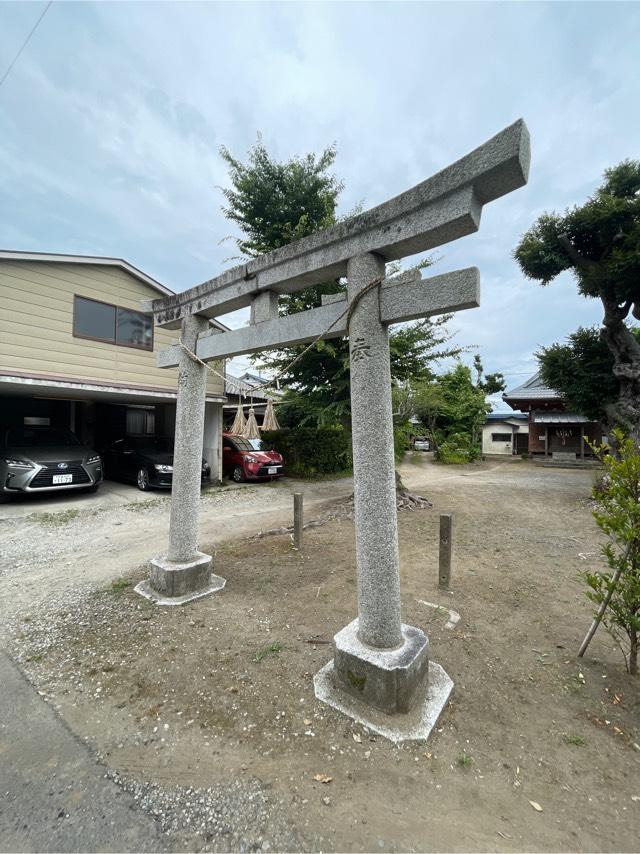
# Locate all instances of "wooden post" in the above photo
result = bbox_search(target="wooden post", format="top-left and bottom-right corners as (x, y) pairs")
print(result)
(580, 425), (585, 459)
(544, 425), (549, 458)
(439, 514), (453, 589)
(293, 492), (303, 550)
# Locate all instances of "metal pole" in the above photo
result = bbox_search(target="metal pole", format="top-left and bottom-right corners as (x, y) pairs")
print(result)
(347, 252), (403, 650)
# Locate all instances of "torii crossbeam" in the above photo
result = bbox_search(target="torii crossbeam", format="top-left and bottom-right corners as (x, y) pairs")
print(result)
(136, 119), (530, 742)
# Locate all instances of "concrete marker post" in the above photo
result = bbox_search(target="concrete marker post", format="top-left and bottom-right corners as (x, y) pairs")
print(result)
(293, 492), (303, 550)
(439, 514), (453, 589)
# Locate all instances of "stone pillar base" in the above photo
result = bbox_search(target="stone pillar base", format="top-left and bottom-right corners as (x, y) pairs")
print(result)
(332, 618), (429, 714)
(314, 658), (453, 745)
(134, 551), (226, 606)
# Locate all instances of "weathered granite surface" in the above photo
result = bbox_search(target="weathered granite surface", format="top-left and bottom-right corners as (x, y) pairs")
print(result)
(167, 314), (209, 564)
(333, 619), (430, 715)
(146, 119), (529, 327)
(314, 659), (453, 745)
(136, 551), (226, 606)
(149, 551), (212, 597)
(157, 267), (480, 367)
(137, 315), (226, 605)
(347, 252), (402, 650)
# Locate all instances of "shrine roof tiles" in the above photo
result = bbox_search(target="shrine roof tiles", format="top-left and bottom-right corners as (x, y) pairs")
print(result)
(502, 373), (561, 402)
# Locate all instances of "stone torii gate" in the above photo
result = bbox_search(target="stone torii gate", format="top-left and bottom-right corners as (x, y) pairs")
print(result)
(138, 119), (530, 741)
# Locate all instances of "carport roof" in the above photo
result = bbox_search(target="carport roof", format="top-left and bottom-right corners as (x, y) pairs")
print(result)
(0, 373), (227, 404)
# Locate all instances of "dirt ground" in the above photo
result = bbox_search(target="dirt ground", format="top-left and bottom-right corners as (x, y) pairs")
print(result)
(4, 458), (640, 852)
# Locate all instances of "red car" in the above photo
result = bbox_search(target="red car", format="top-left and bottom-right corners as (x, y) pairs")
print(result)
(222, 433), (284, 482)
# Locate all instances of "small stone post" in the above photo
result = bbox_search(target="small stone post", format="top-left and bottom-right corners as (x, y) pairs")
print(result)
(438, 514), (452, 589)
(330, 252), (429, 715)
(136, 314), (225, 604)
(293, 492), (303, 550)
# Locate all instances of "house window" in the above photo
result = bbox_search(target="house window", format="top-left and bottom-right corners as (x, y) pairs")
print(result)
(491, 433), (512, 442)
(116, 307), (153, 349)
(73, 296), (153, 351)
(74, 296), (115, 342)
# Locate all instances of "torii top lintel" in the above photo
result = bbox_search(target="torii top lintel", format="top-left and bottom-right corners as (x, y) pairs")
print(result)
(148, 119), (530, 330)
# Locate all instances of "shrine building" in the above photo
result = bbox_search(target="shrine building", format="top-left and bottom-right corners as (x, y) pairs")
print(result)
(502, 373), (602, 459)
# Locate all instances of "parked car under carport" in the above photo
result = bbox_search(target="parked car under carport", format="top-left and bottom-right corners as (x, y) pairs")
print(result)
(0, 426), (103, 495)
(102, 436), (210, 490)
(222, 433), (284, 482)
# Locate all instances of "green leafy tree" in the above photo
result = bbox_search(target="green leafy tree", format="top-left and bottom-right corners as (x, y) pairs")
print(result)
(411, 382), (445, 449)
(473, 354), (506, 396)
(220, 139), (342, 257)
(401, 363), (492, 462)
(220, 139), (460, 430)
(536, 326), (640, 423)
(514, 160), (640, 442)
(435, 363), (490, 451)
(583, 431), (640, 675)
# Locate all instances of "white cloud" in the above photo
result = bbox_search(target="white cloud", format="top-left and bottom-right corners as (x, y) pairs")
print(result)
(0, 0), (638, 381)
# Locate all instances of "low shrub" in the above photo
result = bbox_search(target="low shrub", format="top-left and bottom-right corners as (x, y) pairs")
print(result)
(393, 422), (413, 464)
(261, 426), (352, 477)
(437, 432), (479, 464)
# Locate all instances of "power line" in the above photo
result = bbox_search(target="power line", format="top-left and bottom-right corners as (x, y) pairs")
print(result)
(0, 1), (53, 91)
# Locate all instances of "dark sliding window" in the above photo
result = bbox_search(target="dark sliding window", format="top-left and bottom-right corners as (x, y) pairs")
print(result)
(73, 296), (153, 351)
(74, 297), (115, 342)
(116, 307), (153, 349)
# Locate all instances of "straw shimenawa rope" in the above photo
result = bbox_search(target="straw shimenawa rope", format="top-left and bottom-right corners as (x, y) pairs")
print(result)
(230, 402), (247, 435)
(261, 398), (280, 431)
(243, 407), (260, 440)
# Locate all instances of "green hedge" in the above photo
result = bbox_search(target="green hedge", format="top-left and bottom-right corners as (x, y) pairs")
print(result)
(393, 421), (413, 464)
(261, 426), (352, 477)
(436, 432), (480, 465)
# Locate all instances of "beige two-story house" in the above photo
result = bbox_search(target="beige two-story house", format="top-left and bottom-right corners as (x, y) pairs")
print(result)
(0, 250), (227, 481)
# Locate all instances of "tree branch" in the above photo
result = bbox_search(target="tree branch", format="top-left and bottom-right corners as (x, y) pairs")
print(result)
(558, 233), (598, 270)
(619, 300), (633, 320)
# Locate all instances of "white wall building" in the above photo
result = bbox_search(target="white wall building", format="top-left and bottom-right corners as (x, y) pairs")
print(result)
(482, 412), (529, 456)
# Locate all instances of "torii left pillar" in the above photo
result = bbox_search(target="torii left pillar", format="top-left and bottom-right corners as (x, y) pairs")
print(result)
(135, 315), (226, 605)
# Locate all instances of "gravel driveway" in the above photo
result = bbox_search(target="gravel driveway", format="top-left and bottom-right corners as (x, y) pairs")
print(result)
(0, 477), (353, 633)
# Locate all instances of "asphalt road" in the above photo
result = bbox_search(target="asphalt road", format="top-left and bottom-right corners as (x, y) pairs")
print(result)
(0, 653), (166, 853)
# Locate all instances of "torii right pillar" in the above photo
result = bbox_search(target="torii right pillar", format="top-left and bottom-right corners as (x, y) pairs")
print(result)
(315, 253), (451, 743)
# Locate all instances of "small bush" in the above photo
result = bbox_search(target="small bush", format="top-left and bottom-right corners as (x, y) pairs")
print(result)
(393, 422), (413, 464)
(261, 426), (351, 477)
(583, 430), (640, 675)
(592, 471), (610, 499)
(437, 432), (479, 464)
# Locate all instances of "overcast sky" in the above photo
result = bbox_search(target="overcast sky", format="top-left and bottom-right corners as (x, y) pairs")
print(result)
(1, 1), (638, 403)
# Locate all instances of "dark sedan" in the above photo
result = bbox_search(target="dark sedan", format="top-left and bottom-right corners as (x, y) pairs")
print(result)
(103, 436), (210, 491)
